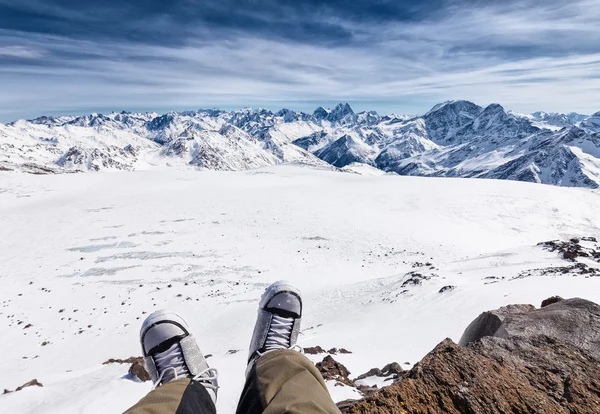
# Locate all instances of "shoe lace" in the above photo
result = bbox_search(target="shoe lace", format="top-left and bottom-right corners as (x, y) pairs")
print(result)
(265, 314), (297, 351)
(151, 343), (190, 389)
(193, 367), (219, 394)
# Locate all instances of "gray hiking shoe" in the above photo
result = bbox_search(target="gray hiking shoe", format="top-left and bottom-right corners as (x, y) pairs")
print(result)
(140, 310), (218, 402)
(247, 281), (303, 373)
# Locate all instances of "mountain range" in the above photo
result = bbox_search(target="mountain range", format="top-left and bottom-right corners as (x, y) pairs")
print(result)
(1, 101), (599, 188)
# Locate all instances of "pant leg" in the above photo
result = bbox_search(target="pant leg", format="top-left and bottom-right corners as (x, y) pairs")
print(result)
(124, 378), (216, 414)
(236, 349), (342, 414)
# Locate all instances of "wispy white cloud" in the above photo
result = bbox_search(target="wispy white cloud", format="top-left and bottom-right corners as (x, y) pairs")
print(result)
(0, 0), (599, 120)
(0, 45), (44, 58)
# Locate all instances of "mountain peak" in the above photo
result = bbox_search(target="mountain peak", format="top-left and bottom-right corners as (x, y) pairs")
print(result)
(326, 103), (355, 124)
(425, 100), (481, 117)
(482, 103), (505, 114)
(313, 106), (329, 120)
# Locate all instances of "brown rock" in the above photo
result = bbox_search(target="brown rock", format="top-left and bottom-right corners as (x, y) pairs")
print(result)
(129, 361), (151, 382)
(3, 379), (43, 394)
(316, 355), (354, 386)
(355, 363), (404, 381)
(340, 337), (600, 413)
(304, 345), (326, 355)
(380, 362), (403, 376)
(340, 298), (600, 414)
(541, 295), (564, 307)
(355, 368), (382, 381)
(356, 384), (379, 398)
(103, 356), (143, 365)
(15, 379), (43, 392)
(103, 356), (151, 382)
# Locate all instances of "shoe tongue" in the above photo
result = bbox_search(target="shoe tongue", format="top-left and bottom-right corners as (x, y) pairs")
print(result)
(266, 292), (301, 317)
(143, 323), (187, 355)
(154, 343), (191, 384)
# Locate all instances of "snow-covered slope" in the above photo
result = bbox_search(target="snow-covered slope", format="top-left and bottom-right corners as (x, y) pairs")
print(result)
(527, 111), (589, 130)
(1, 165), (600, 413)
(374, 118), (439, 170)
(2, 101), (600, 188)
(580, 112), (600, 133)
(314, 134), (377, 167)
(386, 102), (600, 188)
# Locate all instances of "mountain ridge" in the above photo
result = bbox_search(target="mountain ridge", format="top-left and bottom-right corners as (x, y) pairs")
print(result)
(1, 101), (599, 188)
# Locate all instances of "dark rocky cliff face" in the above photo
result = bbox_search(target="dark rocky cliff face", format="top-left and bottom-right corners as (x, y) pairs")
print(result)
(339, 298), (600, 414)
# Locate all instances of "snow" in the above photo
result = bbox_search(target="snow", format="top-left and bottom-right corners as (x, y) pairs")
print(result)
(1, 165), (600, 414)
(341, 163), (387, 176)
(326, 381), (362, 401)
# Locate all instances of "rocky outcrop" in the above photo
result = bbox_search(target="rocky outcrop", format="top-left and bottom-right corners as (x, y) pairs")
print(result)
(339, 298), (600, 413)
(305, 346), (352, 355)
(317, 355), (354, 386)
(355, 363), (404, 381)
(539, 237), (599, 261)
(3, 379), (43, 394)
(103, 356), (150, 382)
(129, 360), (151, 382)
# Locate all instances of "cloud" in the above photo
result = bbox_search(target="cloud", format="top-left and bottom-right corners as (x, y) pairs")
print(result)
(0, 45), (43, 58)
(0, 0), (599, 121)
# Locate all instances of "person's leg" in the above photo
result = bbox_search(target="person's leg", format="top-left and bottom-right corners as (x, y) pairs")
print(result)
(236, 281), (341, 414)
(124, 378), (215, 414)
(237, 350), (341, 414)
(124, 310), (218, 414)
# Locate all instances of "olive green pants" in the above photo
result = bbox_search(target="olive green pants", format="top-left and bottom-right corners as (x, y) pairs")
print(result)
(125, 350), (342, 414)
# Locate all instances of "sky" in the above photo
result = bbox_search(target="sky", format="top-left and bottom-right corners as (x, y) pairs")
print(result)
(0, 0), (599, 122)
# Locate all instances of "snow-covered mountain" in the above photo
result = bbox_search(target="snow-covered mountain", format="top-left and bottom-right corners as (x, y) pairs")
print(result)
(1, 102), (600, 188)
(528, 111), (589, 130)
(580, 112), (600, 133)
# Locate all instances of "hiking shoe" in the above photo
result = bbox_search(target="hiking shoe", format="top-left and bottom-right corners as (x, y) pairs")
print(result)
(247, 281), (302, 372)
(140, 310), (218, 402)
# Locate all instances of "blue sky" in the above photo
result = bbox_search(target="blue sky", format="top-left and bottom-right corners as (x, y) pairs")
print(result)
(0, 0), (599, 121)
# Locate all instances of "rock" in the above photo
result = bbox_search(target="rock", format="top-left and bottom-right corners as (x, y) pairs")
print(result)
(3, 379), (43, 394)
(380, 362), (403, 376)
(439, 285), (455, 293)
(355, 384), (378, 398)
(339, 348), (352, 354)
(129, 360), (151, 382)
(355, 363), (404, 381)
(461, 298), (600, 358)
(316, 355), (354, 386)
(304, 346), (326, 355)
(327, 348), (339, 355)
(103, 356), (150, 382)
(458, 303), (535, 346)
(340, 298), (600, 413)
(355, 368), (382, 381)
(541, 295), (564, 307)
(539, 238), (599, 261)
(103, 356), (143, 365)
